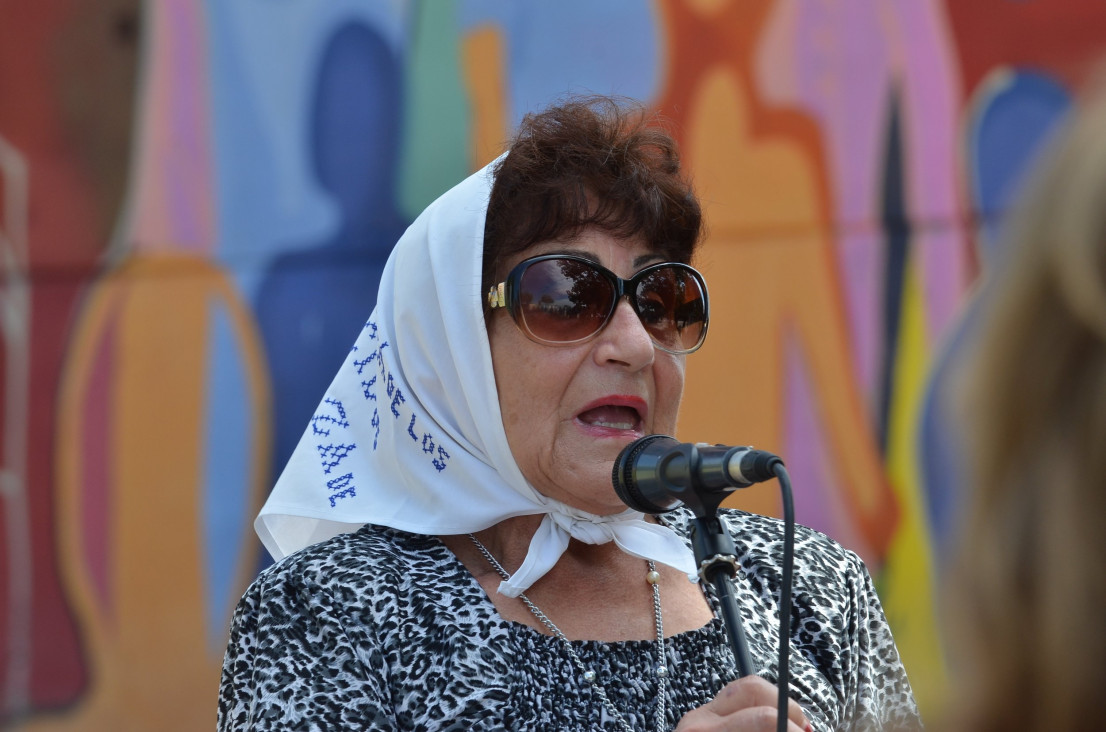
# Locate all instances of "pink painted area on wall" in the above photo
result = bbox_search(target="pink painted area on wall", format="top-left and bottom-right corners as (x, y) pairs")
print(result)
(757, 0), (969, 384)
(129, 0), (215, 255)
(888, 0), (969, 341)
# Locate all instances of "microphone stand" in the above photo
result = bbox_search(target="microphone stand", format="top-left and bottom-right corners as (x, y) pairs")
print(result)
(662, 445), (757, 678)
(686, 462), (796, 732)
(690, 514), (755, 677)
(615, 437), (794, 732)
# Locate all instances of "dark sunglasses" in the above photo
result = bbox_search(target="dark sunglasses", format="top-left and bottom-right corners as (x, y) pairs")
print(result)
(487, 254), (709, 354)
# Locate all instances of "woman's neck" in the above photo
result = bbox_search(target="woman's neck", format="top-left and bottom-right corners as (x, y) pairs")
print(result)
(465, 513), (650, 580)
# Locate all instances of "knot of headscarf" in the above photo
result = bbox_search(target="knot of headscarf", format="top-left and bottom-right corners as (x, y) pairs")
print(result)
(498, 502), (699, 597)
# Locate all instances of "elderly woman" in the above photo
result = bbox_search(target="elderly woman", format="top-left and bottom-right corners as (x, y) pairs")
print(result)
(219, 97), (919, 731)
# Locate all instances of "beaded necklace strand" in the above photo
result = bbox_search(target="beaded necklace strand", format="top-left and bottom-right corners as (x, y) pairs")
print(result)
(467, 534), (669, 732)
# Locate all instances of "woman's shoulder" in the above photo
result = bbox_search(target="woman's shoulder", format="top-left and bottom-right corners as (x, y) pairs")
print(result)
(246, 525), (450, 601)
(663, 508), (868, 577)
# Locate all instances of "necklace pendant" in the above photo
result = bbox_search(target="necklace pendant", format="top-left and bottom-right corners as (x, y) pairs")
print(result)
(656, 665), (668, 678)
(583, 669), (597, 683)
(646, 569), (661, 585)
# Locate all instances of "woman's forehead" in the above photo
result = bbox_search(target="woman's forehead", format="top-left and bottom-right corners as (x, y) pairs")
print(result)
(507, 229), (659, 269)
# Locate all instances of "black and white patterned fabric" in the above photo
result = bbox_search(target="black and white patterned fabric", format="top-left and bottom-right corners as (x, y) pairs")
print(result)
(219, 509), (921, 731)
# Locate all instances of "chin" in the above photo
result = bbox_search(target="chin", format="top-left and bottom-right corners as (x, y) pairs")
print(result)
(573, 486), (632, 516)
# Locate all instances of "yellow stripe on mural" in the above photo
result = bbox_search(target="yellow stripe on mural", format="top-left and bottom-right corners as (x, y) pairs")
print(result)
(879, 255), (947, 719)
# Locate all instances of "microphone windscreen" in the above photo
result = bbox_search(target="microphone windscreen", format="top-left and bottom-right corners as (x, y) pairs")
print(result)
(612, 434), (682, 513)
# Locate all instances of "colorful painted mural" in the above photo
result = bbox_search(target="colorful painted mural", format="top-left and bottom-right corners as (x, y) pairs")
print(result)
(2, 0), (1104, 728)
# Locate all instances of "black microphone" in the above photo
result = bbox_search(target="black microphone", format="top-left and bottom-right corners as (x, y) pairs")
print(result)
(612, 434), (783, 515)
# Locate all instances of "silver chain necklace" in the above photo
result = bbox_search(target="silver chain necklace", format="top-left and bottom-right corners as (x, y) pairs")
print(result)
(467, 534), (669, 732)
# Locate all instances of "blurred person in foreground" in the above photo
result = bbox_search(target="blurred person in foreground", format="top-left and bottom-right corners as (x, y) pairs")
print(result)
(941, 70), (1106, 732)
(218, 96), (919, 731)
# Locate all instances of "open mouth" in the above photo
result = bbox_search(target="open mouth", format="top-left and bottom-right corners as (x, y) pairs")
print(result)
(576, 404), (643, 432)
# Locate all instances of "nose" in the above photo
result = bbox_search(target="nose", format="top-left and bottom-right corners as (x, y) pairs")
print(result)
(593, 298), (655, 370)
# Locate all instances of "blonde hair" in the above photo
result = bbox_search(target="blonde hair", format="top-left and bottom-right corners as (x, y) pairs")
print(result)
(945, 70), (1106, 731)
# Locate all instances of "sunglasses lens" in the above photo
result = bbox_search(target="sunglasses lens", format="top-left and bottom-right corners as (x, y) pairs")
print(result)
(516, 258), (615, 342)
(634, 266), (707, 352)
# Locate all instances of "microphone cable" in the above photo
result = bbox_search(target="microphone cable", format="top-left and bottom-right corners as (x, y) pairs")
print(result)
(773, 462), (794, 732)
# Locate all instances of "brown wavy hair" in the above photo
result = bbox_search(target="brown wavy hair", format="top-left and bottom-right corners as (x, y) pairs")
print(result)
(482, 95), (702, 297)
(944, 68), (1106, 732)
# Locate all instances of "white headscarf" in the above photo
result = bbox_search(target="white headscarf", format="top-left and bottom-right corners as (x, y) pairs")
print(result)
(256, 158), (698, 596)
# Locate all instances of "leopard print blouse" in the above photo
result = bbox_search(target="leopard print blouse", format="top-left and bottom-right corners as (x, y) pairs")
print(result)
(218, 509), (920, 730)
